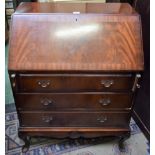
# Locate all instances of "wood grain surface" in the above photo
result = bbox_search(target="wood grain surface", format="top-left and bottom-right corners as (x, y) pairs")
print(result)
(8, 2), (144, 71)
(15, 2), (136, 14)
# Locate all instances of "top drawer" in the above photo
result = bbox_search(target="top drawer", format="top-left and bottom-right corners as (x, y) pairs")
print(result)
(15, 74), (135, 92)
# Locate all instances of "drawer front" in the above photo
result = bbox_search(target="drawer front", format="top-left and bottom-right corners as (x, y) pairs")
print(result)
(19, 112), (130, 127)
(17, 74), (135, 92)
(16, 93), (133, 110)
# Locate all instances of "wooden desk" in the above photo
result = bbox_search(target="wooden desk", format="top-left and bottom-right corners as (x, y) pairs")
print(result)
(8, 2), (144, 152)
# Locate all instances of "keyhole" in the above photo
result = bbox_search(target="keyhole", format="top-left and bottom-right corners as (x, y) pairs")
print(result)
(76, 18), (77, 22)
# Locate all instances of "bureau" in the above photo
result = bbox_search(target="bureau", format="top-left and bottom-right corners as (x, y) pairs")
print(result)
(8, 2), (144, 152)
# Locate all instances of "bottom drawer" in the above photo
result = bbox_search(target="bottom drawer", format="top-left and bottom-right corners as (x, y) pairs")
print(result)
(19, 111), (130, 128)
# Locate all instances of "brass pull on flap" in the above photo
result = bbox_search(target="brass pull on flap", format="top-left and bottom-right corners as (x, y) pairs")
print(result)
(11, 74), (16, 78)
(132, 74), (141, 91)
(99, 98), (111, 106)
(37, 80), (51, 88)
(97, 116), (107, 123)
(10, 73), (16, 87)
(42, 116), (53, 123)
(101, 80), (114, 88)
(41, 98), (52, 106)
(136, 84), (141, 88)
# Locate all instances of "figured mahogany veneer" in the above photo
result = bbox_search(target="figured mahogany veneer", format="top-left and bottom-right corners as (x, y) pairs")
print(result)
(8, 3), (143, 71)
(8, 2), (144, 152)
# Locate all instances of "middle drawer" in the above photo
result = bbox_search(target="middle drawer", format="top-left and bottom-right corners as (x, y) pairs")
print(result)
(16, 93), (133, 110)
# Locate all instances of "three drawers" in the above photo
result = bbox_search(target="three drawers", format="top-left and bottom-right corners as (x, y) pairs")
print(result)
(12, 73), (135, 128)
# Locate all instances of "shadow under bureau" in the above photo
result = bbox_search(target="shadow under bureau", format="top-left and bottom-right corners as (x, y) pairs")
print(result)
(8, 2), (144, 152)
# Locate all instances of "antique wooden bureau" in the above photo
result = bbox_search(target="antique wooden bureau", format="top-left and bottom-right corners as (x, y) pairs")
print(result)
(8, 2), (144, 152)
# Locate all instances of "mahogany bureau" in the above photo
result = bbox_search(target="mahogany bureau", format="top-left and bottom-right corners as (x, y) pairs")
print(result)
(8, 2), (144, 152)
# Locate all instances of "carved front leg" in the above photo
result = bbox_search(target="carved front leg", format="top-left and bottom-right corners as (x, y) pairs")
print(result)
(118, 132), (130, 152)
(18, 133), (31, 153)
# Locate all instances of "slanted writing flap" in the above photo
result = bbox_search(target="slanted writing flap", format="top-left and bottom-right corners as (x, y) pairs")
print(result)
(8, 3), (144, 71)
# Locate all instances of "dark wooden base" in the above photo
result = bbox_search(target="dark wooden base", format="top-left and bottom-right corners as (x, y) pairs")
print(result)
(18, 127), (130, 153)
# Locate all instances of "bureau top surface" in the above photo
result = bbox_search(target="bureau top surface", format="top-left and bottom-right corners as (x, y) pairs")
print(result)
(8, 2), (144, 71)
(15, 2), (136, 14)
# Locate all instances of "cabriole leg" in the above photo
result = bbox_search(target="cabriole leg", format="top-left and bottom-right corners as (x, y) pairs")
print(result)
(19, 133), (31, 153)
(118, 132), (130, 152)
(22, 136), (31, 153)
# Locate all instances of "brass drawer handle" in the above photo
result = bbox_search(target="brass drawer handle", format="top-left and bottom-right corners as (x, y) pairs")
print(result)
(101, 80), (114, 88)
(42, 116), (53, 123)
(99, 98), (111, 106)
(97, 116), (107, 123)
(40, 98), (52, 106)
(37, 80), (51, 88)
